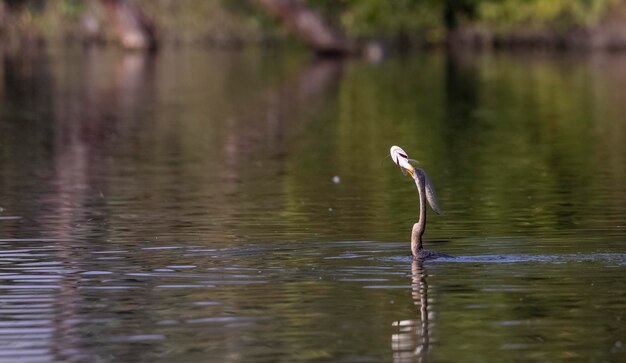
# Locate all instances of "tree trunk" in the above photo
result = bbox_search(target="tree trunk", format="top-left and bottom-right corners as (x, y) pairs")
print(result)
(254, 0), (356, 56)
(99, 0), (157, 50)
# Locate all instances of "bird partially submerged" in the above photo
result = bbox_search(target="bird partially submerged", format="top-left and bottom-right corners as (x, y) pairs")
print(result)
(390, 145), (451, 260)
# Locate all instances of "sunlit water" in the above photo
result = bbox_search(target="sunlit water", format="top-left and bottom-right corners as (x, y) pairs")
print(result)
(0, 48), (624, 362)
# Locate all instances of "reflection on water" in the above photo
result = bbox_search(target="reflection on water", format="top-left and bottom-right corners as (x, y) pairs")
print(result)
(0, 47), (625, 362)
(392, 259), (430, 362)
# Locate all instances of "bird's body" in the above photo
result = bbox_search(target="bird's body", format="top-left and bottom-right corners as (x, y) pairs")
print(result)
(390, 146), (451, 260)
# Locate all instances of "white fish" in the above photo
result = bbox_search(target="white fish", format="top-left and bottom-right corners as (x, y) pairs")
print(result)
(390, 145), (418, 178)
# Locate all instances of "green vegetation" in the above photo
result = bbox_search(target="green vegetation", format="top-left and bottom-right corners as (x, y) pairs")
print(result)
(313, 0), (624, 43)
(1, 0), (625, 48)
(478, 0), (621, 30)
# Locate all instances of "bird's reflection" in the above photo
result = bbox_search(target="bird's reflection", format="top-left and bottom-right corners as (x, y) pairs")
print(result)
(392, 259), (431, 362)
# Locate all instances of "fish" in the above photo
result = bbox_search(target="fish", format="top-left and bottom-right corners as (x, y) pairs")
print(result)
(390, 145), (419, 178)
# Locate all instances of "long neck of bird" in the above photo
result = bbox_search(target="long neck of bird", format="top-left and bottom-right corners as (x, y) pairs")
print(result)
(411, 171), (426, 256)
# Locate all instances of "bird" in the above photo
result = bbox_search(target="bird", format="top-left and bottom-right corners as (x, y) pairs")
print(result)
(390, 145), (450, 260)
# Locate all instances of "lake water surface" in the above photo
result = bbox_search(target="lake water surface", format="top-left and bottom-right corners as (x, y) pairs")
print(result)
(0, 48), (624, 362)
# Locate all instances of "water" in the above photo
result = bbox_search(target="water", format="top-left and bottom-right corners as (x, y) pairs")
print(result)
(0, 47), (624, 362)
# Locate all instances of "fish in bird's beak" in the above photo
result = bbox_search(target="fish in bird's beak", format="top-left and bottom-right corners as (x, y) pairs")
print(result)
(390, 145), (418, 178)
(390, 145), (442, 215)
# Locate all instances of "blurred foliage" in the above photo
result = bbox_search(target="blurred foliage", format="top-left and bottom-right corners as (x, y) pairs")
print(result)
(136, 0), (281, 45)
(1, 0), (86, 43)
(477, 0), (623, 31)
(309, 0), (623, 39)
(0, 0), (281, 45)
(302, 0), (447, 44)
(0, 0), (624, 46)
(341, 0), (444, 42)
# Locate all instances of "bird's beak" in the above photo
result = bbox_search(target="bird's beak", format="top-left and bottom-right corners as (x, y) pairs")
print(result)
(406, 168), (415, 178)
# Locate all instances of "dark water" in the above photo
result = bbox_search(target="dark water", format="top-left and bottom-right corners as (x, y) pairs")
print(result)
(0, 47), (624, 362)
